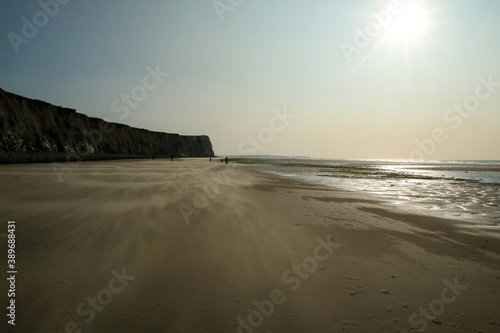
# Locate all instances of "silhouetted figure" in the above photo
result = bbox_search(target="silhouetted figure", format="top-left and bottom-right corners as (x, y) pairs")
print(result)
(225, 157), (228, 164)
(221, 158), (223, 163)
(209, 157), (212, 162)
(171, 154), (174, 161)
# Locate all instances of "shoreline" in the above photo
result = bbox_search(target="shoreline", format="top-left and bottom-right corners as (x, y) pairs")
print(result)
(242, 161), (500, 227)
(0, 159), (499, 332)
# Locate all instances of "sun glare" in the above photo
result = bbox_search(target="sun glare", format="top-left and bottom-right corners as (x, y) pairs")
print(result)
(386, 1), (427, 42)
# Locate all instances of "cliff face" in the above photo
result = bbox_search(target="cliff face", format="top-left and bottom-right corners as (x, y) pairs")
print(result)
(0, 88), (214, 161)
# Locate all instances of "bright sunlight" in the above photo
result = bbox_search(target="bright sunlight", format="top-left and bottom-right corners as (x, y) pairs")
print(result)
(386, 1), (428, 41)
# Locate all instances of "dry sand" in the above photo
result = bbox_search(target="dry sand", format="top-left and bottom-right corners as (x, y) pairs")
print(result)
(0, 158), (499, 333)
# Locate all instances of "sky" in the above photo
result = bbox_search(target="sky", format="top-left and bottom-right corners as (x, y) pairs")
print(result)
(1, 0), (499, 160)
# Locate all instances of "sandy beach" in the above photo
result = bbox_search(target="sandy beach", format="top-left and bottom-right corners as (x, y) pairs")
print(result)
(1, 158), (499, 333)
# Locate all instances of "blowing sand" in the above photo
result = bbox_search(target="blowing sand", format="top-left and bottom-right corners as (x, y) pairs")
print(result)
(0, 158), (499, 332)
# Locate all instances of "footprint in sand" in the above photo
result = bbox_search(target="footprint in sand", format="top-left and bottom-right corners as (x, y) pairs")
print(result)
(349, 287), (364, 295)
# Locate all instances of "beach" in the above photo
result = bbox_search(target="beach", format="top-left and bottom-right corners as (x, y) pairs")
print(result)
(1, 158), (499, 332)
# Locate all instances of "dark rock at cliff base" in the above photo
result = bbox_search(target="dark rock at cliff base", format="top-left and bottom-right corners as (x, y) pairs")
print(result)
(0, 88), (214, 163)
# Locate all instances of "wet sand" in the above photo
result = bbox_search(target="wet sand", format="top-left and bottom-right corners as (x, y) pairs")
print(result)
(0, 159), (499, 332)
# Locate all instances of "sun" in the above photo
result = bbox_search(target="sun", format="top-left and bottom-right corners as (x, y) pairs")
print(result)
(385, 1), (428, 42)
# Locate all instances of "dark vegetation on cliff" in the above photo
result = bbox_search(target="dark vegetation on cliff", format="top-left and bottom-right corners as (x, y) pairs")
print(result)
(0, 88), (214, 163)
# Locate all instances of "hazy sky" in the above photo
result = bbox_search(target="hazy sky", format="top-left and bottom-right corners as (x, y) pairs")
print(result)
(1, 0), (499, 160)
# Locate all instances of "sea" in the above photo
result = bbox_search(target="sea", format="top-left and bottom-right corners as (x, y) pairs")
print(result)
(238, 158), (500, 226)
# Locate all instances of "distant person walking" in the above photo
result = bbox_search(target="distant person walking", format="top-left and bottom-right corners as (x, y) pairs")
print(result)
(171, 154), (174, 161)
(209, 157), (212, 162)
(225, 157), (228, 164)
(221, 158), (223, 163)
